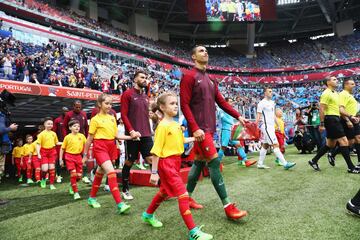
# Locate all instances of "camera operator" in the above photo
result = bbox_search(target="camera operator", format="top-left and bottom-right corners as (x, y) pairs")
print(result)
(0, 90), (18, 205)
(304, 102), (323, 151)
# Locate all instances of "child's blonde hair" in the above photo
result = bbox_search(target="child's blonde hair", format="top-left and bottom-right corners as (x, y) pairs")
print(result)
(97, 93), (112, 108)
(156, 92), (177, 114)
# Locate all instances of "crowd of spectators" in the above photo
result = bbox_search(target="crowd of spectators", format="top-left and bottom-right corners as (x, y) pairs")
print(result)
(0, 36), (181, 96)
(1, 34), (359, 122)
(6, 0), (360, 69)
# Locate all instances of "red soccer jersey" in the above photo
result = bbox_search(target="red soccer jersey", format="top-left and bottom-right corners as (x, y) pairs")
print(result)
(62, 110), (88, 137)
(180, 67), (240, 134)
(120, 87), (151, 137)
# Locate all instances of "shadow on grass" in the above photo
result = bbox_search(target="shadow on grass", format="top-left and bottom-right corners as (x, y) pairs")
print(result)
(0, 188), (105, 222)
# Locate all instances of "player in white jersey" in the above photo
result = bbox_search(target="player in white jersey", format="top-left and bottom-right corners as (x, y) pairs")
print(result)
(255, 88), (296, 170)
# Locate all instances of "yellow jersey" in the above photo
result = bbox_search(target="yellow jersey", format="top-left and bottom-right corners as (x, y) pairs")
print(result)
(22, 143), (33, 156)
(220, 2), (228, 12)
(276, 117), (285, 134)
(12, 146), (23, 158)
(227, 2), (237, 13)
(62, 133), (87, 154)
(151, 120), (185, 158)
(37, 130), (59, 149)
(89, 113), (117, 140)
(339, 90), (358, 116)
(320, 88), (340, 116)
(30, 141), (38, 156)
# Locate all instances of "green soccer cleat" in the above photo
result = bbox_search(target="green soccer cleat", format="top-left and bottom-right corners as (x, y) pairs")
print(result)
(88, 198), (101, 208)
(27, 179), (34, 184)
(284, 162), (296, 170)
(82, 176), (91, 184)
(189, 226), (213, 240)
(49, 184), (56, 190)
(69, 186), (74, 195)
(142, 212), (163, 228)
(73, 192), (81, 200)
(40, 179), (46, 189)
(275, 158), (283, 166)
(117, 202), (131, 214)
(18, 176), (23, 183)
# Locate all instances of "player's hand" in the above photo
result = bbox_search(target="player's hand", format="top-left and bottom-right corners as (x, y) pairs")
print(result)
(319, 125), (325, 132)
(149, 173), (159, 185)
(346, 120), (354, 128)
(59, 160), (64, 167)
(130, 131), (141, 139)
(193, 129), (205, 142)
(38, 154), (41, 160)
(9, 123), (18, 131)
(82, 155), (88, 164)
(238, 116), (247, 125)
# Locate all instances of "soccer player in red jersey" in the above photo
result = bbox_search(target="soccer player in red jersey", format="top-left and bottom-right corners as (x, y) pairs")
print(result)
(121, 70), (153, 200)
(180, 45), (247, 220)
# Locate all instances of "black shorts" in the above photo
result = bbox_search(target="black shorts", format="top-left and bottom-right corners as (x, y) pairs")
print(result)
(340, 119), (354, 139)
(341, 119), (360, 139)
(324, 115), (345, 139)
(355, 122), (360, 136)
(125, 136), (153, 162)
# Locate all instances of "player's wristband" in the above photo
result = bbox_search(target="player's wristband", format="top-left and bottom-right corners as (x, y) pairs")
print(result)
(151, 170), (158, 174)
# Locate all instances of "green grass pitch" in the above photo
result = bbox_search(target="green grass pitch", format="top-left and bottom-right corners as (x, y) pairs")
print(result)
(0, 146), (359, 240)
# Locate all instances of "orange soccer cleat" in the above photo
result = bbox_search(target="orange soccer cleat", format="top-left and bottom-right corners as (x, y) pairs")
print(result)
(224, 203), (248, 220)
(189, 197), (204, 209)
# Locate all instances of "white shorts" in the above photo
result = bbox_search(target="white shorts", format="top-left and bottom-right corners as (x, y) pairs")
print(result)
(260, 124), (278, 145)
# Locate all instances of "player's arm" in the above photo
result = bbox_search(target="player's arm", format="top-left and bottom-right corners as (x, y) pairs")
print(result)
(36, 143), (41, 159)
(149, 155), (159, 185)
(339, 95), (358, 124)
(184, 137), (195, 143)
(120, 91), (141, 138)
(59, 147), (64, 167)
(180, 74), (200, 132)
(319, 103), (327, 131)
(255, 112), (262, 125)
(83, 134), (94, 163)
(116, 134), (135, 141)
(84, 112), (89, 136)
(255, 101), (263, 125)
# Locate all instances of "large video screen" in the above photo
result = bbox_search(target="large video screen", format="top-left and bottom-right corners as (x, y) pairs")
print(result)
(206, 0), (261, 22)
(187, 0), (276, 22)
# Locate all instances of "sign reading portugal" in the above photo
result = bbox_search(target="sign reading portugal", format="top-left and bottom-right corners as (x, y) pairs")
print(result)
(0, 80), (121, 102)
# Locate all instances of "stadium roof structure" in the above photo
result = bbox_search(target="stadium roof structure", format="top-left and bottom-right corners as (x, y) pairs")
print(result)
(97, 0), (360, 43)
